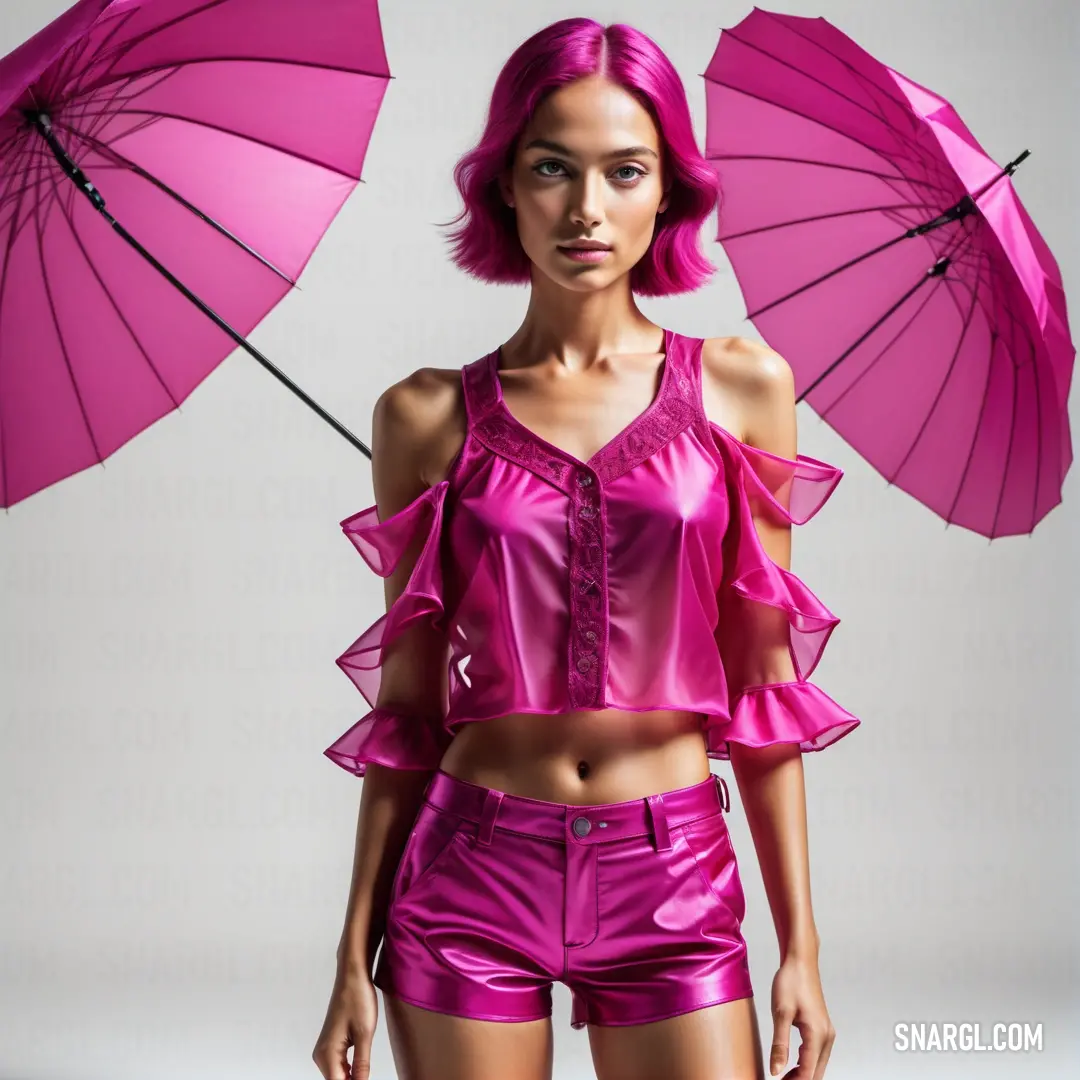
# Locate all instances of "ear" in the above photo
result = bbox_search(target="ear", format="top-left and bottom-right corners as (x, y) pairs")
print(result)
(498, 170), (515, 209)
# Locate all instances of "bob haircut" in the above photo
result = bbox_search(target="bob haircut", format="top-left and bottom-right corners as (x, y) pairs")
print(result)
(437, 18), (723, 297)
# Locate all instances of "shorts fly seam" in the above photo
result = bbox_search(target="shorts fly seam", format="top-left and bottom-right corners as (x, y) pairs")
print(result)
(563, 845), (601, 951)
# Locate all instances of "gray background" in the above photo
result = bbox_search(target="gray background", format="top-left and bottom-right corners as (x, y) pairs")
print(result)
(1, 0), (1077, 1077)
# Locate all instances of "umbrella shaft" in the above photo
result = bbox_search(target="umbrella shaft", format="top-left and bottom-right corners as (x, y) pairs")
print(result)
(25, 111), (372, 461)
(28, 111), (105, 212)
(110, 216), (373, 460)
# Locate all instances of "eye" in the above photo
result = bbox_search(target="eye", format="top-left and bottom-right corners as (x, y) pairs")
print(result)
(533, 160), (565, 177)
(531, 161), (647, 184)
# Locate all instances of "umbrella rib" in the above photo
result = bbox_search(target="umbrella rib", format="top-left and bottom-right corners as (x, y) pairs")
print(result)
(996, 343), (1022, 537)
(813, 256), (947, 420)
(748, 189), (985, 322)
(747, 226), (928, 320)
(0, 123), (27, 160)
(0, 126), (37, 507)
(0, 137), (51, 249)
(709, 152), (947, 195)
(79, 0), (232, 82)
(931, 247), (1026, 534)
(703, 78), (954, 203)
(57, 106), (361, 182)
(65, 65), (195, 155)
(952, 323), (1002, 532)
(41, 162), (182, 413)
(52, 16), (113, 99)
(948, 232), (1042, 393)
(76, 55), (392, 104)
(28, 134), (104, 467)
(753, 8), (949, 183)
(712, 152), (957, 234)
(718, 199), (937, 242)
(55, 123), (298, 286)
(1026, 319), (1045, 533)
(798, 220), (975, 403)
(720, 26), (931, 165)
(55, 4), (141, 100)
(0, 130), (35, 215)
(70, 66), (186, 135)
(890, 245), (985, 488)
(967, 253), (1048, 532)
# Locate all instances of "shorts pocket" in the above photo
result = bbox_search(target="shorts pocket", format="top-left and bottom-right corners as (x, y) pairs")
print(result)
(389, 803), (466, 913)
(680, 811), (747, 925)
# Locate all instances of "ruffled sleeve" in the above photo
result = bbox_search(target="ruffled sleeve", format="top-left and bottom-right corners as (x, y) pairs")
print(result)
(323, 481), (454, 776)
(706, 427), (860, 759)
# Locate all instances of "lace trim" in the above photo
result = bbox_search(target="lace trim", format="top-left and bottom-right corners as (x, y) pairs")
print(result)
(593, 382), (697, 484)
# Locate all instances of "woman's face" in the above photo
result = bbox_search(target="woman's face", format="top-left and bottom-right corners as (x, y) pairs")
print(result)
(500, 75), (669, 292)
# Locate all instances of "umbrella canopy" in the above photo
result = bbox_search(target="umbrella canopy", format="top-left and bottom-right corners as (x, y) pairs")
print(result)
(705, 7), (1074, 538)
(0, 0), (389, 508)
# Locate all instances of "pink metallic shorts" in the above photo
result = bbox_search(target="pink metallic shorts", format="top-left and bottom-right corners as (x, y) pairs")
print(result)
(373, 769), (754, 1028)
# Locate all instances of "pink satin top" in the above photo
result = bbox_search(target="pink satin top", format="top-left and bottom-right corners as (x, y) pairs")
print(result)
(324, 328), (859, 776)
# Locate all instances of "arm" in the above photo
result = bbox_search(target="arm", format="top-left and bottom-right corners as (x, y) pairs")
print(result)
(710, 338), (835, 1078)
(720, 341), (819, 964)
(335, 374), (454, 977)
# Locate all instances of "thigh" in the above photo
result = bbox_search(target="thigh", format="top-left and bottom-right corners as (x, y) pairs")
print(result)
(384, 994), (554, 1080)
(588, 997), (765, 1080)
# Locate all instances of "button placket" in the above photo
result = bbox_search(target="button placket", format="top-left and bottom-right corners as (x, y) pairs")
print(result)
(567, 466), (606, 708)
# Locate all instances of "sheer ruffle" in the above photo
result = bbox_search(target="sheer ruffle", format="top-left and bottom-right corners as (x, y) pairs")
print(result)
(324, 481), (452, 776)
(334, 480), (449, 707)
(324, 706), (453, 776)
(704, 683), (860, 760)
(708, 425), (860, 754)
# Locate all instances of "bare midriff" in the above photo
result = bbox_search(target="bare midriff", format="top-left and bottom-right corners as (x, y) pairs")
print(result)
(437, 707), (712, 805)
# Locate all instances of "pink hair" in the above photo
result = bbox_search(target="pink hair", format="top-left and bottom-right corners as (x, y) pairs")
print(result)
(436, 18), (723, 297)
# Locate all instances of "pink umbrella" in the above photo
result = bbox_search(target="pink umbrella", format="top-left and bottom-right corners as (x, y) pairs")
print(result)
(0, 0), (389, 509)
(705, 7), (1074, 538)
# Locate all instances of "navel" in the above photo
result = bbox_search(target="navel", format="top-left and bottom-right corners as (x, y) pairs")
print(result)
(577, 760), (590, 780)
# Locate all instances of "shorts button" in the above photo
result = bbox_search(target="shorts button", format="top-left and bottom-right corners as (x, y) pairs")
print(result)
(572, 817), (592, 837)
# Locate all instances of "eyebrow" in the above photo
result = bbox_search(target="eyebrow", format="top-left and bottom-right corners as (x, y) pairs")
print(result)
(523, 138), (659, 161)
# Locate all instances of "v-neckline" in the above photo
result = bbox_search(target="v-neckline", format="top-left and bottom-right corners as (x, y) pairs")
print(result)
(488, 327), (674, 472)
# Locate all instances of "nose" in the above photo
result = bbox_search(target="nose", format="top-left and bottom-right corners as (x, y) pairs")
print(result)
(569, 170), (605, 230)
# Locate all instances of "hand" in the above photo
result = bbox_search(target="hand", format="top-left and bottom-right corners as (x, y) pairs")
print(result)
(312, 965), (379, 1080)
(769, 955), (835, 1079)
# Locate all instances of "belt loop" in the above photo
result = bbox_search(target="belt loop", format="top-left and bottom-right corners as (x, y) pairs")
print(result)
(477, 789), (503, 846)
(715, 774), (730, 813)
(645, 794), (672, 851)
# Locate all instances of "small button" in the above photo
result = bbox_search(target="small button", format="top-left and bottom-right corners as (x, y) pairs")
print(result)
(584, 630), (597, 643)
(576, 656), (593, 672)
(572, 816), (592, 837)
(579, 505), (595, 519)
(578, 578), (595, 594)
(578, 473), (593, 486)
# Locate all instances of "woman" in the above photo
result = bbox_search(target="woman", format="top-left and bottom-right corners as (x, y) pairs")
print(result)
(312, 18), (859, 1080)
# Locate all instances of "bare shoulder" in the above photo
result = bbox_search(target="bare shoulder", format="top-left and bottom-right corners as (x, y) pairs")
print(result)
(375, 365), (460, 444)
(372, 365), (467, 498)
(701, 335), (793, 395)
(700, 336), (796, 454)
